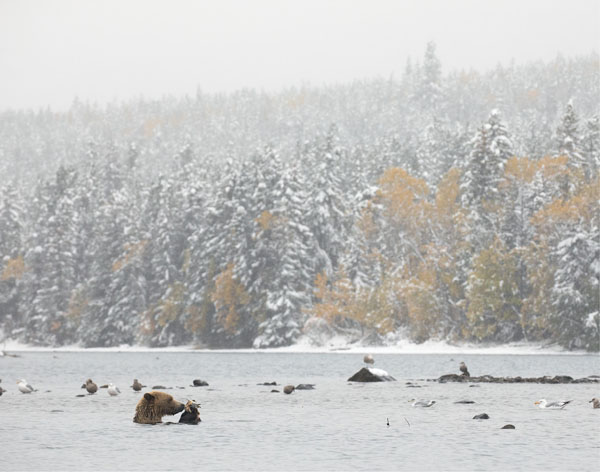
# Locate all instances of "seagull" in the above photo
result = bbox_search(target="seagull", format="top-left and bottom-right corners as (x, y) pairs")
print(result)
(364, 354), (374, 368)
(459, 362), (470, 377)
(131, 379), (146, 392)
(410, 399), (436, 408)
(534, 399), (572, 409)
(83, 379), (98, 394)
(107, 383), (121, 396)
(589, 398), (600, 409)
(17, 379), (35, 394)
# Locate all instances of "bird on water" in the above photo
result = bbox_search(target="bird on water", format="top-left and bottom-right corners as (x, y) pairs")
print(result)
(131, 379), (146, 391)
(588, 398), (599, 409)
(82, 379), (98, 394)
(364, 354), (374, 368)
(534, 399), (572, 409)
(17, 379), (35, 393)
(107, 383), (121, 396)
(410, 399), (436, 408)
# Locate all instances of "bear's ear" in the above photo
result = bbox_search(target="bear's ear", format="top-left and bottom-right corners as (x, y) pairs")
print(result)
(144, 392), (155, 402)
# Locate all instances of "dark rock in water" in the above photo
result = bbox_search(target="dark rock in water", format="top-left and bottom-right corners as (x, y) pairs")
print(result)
(469, 385), (480, 388)
(454, 400), (476, 404)
(589, 375), (600, 379)
(192, 379), (209, 387)
(283, 385), (295, 394)
(439, 374), (466, 383)
(176, 386), (185, 389)
(75, 394), (86, 397)
(271, 389), (280, 393)
(436, 373), (597, 384)
(295, 384), (315, 390)
(152, 385), (167, 389)
(407, 385), (422, 388)
(348, 367), (396, 382)
(258, 381), (277, 386)
(552, 375), (573, 383)
(473, 413), (490, 420)
(50, 410), (64, 413)
(99, 385), (109, 388)
(501, 424), (516, 429)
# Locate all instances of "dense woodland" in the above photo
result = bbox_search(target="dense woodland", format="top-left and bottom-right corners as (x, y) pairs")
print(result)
(0, 44), (598, 350)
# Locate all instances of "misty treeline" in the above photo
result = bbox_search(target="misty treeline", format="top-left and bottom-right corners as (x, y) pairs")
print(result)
(0, 44), (598, 350)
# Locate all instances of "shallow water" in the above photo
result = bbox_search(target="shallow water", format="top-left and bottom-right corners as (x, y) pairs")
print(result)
(1, 352), (599, 471)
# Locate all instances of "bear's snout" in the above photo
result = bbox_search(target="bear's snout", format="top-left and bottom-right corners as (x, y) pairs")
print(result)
(174, 402), (185, 414)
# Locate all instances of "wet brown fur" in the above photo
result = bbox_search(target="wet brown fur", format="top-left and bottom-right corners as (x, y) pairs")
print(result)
(133, 391), (185, 424)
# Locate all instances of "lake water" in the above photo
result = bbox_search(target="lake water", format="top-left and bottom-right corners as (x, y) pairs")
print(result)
(1, 351), (599, 471)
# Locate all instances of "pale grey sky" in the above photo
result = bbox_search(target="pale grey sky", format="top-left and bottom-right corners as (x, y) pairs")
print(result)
(0, 0), (598, 111)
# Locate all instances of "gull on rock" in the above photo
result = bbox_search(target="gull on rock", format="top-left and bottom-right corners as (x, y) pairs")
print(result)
(534, 399), (572, 409)
(459, 362), (470, 377)
(410, 399), (436, 408)
(17, 379), (35, 394)
(363, 354), (375, 368)
(107, 383), (121, 396)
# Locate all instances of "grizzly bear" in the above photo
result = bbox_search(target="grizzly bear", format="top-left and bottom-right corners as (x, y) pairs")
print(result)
(178, 400), (201, 424)
(133, 391), (185, 424)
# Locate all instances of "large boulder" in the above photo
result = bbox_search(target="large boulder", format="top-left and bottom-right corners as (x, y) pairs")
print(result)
(348, 367), (396, 382)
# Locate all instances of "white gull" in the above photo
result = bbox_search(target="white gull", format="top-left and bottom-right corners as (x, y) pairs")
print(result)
(534, 399), (572, 409)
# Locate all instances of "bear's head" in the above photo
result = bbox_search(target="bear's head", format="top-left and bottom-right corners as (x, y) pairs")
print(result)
(133, 390), (185, 424)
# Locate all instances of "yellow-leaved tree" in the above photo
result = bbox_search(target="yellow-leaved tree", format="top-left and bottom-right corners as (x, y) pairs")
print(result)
(211, 263), (250, 334)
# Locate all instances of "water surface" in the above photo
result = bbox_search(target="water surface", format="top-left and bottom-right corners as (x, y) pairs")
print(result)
(1, 352), (598, 471)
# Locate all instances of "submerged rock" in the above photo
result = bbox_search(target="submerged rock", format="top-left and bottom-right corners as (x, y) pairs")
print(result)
(258, 381), (277, 386)
(501, 424), (516, 429)
(348, 367), (396, 382)
(295, 384), (315, 390)
(192, 379), (209, 387)
(473, 413), (490, 420)
(454, 400), (476, 404)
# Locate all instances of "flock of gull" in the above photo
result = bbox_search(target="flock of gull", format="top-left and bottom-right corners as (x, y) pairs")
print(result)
(1, 378), (142, 396)
(1, 356), (599, 415)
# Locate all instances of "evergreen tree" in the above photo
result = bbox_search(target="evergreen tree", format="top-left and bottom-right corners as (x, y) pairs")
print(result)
(556, 101), (584, 163)
(550, 228), (600, 351)
(253, 165), (316, 347)
(0, 182), (24, 337)
(582, 115), (599, 180)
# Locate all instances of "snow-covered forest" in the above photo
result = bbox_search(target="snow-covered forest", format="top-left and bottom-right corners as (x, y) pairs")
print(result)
(0, 44), (598, 350)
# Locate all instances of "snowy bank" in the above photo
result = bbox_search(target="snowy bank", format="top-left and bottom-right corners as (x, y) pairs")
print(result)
(0, 338), (591, 355)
